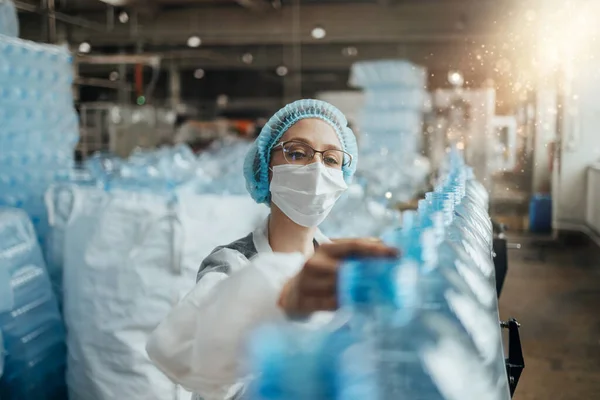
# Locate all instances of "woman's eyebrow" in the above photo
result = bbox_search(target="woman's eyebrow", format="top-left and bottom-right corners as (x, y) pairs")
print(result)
(286, 137), (342, 151)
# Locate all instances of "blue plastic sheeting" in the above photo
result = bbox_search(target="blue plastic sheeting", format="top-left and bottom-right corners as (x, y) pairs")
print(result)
(0, 207), (67, 399)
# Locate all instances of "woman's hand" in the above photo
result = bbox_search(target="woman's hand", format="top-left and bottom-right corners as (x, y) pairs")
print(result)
(277, 239), (398, 316)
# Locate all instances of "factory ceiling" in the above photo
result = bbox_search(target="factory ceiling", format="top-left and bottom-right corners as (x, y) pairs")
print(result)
(14, 0), (542, 108)
(16, 0), (535, 70)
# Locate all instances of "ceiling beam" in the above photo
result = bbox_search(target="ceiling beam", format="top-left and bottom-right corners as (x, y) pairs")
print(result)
(18, 1), (531, 46)
(75, 42), (514, 73)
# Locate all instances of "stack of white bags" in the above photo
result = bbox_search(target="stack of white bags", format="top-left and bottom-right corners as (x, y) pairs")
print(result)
(53, 184), (267, 399)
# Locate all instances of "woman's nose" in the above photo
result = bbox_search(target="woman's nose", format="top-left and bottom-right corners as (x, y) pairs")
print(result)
(309, 153), (324, 165)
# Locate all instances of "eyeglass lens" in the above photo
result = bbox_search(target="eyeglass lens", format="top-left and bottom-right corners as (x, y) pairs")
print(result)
(282, 141), (350, 169)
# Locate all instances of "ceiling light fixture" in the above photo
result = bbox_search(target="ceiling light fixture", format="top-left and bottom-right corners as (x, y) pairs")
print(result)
(448, 70), (464, 87)
(342, 46), (358, 57)
(216, 94), (229, 107)
(194, 69), (205, 79)
(118, 11), (129, 24)
(242, 53), (254, 64)
(78, 42), (91, 54)
(311, 26), (326, 40)
(276, 65), (288, 77)
(187, 36), (202, 48)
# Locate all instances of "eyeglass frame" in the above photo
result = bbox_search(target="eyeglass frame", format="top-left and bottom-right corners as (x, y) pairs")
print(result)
(270, 140), (353, 168)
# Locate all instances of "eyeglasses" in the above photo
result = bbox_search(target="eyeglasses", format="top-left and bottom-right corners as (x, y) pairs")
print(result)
(272, 140), (353, 169)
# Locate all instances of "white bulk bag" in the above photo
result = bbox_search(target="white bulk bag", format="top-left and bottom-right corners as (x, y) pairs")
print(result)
(62, 185), (268, 400)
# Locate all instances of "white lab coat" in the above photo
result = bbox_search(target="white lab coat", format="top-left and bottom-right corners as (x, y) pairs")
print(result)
(146, 218), (338, 400)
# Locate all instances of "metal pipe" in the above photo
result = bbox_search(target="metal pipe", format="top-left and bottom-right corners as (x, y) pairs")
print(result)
(107, 5), (115, 32)
(13, 0), (36, 12)
(74, 77), (133, 91)
(77, 54), (161, 66)
(47, 0), (57, 44)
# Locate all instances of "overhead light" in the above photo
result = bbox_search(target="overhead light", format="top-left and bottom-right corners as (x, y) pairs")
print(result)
(187, 36), (202, 48)
(78, 42), (91, 54)
(276, 65), (288, 77)
(109, 71), (120, 81)
(118, 11), (129, 24)
(216, 94), (229, 107)
(242, 53), (254, 64)
(194, 69), (205, 79)
(448, 70), (464, 87)
(311, 26), (326, 40)
(342, 46), (358, 57)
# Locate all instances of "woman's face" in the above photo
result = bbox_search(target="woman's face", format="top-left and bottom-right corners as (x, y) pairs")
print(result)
(269, 118), (343, 169)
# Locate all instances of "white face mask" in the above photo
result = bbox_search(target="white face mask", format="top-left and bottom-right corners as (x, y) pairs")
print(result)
(269, 162), (348, 227)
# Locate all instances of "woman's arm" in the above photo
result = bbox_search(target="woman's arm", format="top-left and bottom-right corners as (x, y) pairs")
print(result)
(147, 239), (397, 399)
(146, 252), (305, 399)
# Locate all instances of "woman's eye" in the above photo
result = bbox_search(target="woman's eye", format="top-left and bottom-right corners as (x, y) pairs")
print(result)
(324, 157), (340, 165)
(289, 151), (307, 159)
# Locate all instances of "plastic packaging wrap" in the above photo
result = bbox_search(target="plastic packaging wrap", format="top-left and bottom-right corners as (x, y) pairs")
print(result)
(349, 60), (427, 88)
(0, 207), (67, 399)
(0, 34), (78, 246)
(61, 185), (268, 400)
(0, 1), (18, 37)
(84, 139), (254, 196)
(349, 60), (430, 207)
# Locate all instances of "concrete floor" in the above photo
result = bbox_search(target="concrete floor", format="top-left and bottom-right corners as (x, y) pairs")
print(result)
(499, 234), (600, 400)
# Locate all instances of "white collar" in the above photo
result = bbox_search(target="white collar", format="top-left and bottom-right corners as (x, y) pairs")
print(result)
(252, 216), (331, 255)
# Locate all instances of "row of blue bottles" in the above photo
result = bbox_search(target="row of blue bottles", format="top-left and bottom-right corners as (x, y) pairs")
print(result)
(84, 144), (198, 194)
(335, 147), (508, 399)
(0, 207), (67, 399)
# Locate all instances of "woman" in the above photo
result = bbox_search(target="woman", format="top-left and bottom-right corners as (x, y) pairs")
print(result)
(146, 99), (397, 400)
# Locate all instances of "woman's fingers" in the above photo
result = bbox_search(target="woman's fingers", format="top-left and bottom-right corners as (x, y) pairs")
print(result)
(299, 273), (336, 295)
(319, 239), (398, 259)
(280, 238), (399, 315)
(297, 294), (338, 313)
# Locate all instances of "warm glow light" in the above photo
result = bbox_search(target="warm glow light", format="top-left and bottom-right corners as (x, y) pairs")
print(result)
(534, 1), (599, 77)
(448, 71), (464, 87)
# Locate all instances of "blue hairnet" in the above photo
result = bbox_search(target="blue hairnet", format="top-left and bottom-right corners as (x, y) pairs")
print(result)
(244, 99), (358, 204)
